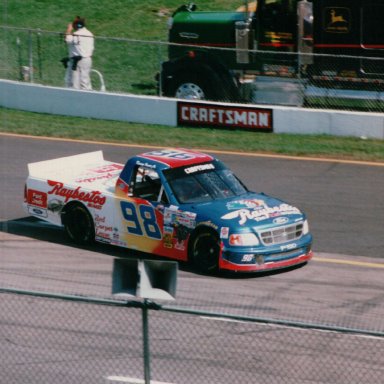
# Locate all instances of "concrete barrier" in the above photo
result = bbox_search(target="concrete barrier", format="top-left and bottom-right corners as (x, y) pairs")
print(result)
(0, 80), (177, 127)
(273, 106), (384, 139)
(1, 79), (383, 139)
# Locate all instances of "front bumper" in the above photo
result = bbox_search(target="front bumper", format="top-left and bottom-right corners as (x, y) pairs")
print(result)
(219, 245), (313, 272)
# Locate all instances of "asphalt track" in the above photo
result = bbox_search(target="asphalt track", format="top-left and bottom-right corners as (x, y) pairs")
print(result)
(1, 132), (383, 258)
(1, 133), (384, 383)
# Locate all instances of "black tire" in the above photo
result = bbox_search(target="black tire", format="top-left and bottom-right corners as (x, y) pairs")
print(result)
(189, 229), (220, 274)
(166, 71), (219, 101)
(62, 204), (95, 244)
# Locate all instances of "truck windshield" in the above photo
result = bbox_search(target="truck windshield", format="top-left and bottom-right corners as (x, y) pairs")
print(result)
(260, 0), (296, 31)
(165, 162), (248, 204)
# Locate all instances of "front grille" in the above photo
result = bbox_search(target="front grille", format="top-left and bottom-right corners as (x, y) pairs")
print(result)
(259, 223), (303, 246)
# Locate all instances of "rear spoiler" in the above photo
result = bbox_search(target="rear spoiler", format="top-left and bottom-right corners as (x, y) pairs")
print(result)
(28, 151), (104, 179)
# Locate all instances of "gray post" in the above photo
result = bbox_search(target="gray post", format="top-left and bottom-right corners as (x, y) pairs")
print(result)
(28, 30), (34, 82)
(142, 299), (151, 384)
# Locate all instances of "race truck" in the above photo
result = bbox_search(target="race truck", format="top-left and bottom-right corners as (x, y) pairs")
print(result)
(23, 148), (313, 274)
(160, 0), (384, 108)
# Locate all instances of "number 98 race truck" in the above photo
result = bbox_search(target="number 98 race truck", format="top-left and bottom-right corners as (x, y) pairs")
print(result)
(24, 148), (313, 274)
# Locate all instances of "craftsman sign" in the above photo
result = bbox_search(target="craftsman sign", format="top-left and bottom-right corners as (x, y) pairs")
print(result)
(177, 102), (273, 132)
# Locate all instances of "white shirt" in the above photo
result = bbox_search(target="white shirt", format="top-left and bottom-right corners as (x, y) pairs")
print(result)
(65, 27), (94, 58)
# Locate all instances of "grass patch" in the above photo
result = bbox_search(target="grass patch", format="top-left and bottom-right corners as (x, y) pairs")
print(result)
(1, 107), (383, 162)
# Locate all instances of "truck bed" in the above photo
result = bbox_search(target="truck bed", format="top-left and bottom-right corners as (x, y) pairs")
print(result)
(27, 151), (124, 193)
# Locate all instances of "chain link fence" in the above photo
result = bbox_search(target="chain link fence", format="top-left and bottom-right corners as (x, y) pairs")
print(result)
(1, 288), (383, 384)
(1, 26), (384, 112)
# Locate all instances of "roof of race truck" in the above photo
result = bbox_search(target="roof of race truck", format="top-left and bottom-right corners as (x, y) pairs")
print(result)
(135, 148), (215, 170)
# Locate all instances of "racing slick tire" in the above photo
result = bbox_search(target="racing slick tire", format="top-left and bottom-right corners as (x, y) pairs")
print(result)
(62, 203), (95, 244)
(189, 229), (220, 274)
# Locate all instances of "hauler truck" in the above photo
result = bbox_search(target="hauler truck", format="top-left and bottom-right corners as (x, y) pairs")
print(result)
(160, 0), (384, 107)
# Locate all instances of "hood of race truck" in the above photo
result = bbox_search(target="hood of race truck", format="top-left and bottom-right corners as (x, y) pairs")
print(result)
(184, 192), (306, 231)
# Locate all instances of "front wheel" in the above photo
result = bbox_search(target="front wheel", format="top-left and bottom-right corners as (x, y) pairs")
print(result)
(190, 230), (220, 274)
(163, 68), (241, 102)
(166, 71), (217, 101)
(62, 204), (95, 244)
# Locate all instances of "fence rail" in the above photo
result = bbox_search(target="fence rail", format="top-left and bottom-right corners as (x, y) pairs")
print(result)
(1, 26), (384, 112)
(1, 287), (384, 384)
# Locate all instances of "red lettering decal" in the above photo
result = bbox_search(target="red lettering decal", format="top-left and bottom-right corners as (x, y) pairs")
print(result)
(47, 180), (106, 206)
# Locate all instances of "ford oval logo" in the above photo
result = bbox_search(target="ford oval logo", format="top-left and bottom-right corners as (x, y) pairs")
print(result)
(273, 217), (289, 225)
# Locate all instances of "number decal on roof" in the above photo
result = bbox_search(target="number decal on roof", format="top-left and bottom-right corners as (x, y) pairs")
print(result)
(145, 149), (195, 160)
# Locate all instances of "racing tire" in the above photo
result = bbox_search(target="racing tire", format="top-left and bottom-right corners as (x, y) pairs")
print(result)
(62, 204), (95, 244)
(190, 229), (220, 274)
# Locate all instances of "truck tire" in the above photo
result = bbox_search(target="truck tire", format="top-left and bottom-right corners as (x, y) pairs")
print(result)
(167, 71), (219, 100)
(189, 229), (220, 274)
(62, 204), (95, 244)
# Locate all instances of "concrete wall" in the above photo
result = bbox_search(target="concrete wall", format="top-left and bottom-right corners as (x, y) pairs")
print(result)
(1, 80), (383, 139)
(273, 106), (384, 139)
(0, 80), (177, 127)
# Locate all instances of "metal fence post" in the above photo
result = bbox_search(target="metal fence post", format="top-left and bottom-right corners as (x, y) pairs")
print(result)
(142, 299), (151, 384)
(157, 43), (162, 97)
(28, 29), (33, 83)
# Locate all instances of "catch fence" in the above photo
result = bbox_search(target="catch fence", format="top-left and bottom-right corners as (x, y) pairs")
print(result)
(1, 26), (384, 112)
(1, 287), (384, 384)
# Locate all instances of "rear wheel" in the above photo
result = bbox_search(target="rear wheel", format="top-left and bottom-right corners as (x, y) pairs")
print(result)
(62, 204), (95, 244)
(190, 230), (220, 274)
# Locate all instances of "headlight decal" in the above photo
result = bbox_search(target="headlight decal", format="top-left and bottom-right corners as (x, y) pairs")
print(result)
(229, 233), (260, 246)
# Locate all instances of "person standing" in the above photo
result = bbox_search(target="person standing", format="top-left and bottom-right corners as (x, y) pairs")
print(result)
(64, 16), (94, 90)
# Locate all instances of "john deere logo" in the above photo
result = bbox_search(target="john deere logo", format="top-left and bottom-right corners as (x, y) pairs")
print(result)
(324, 7), (350, 33)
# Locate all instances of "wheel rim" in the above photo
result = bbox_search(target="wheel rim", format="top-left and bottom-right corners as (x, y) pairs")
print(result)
(175, 83), (205, 100)
(193, 232), (219, 272)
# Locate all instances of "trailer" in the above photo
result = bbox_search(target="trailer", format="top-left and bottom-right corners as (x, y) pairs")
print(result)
(160, 0), (384, 108)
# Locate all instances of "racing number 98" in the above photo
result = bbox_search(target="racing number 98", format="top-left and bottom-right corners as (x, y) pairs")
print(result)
(120, 201), (161, 239)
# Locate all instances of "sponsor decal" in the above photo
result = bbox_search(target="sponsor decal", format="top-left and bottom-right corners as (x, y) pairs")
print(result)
(185, 163), (215, 174)
(76, 173), (117, 184)
(163, 206), (196, 246)
(90, 164), (124, 174)
(178, 102), (273, 131)
(27, 206), (48, 218)
(111, 239), (127, 247)
(221, 203), (300, 225)
(174, 240), (186, 251)
(281, 243), (297, 251)
(163, 226), (174, 249)
(324, 7), (350, 33)
(47, 180), (106, 209)
(136, 160), (157, 169)
(226, 199), (265, 210)
(96, 225), (113, 233)
(164, 206), (196, 229)
(95, 214), (106, 223)
(27, 189), (47, 208)
(95, 235), (111, 244)
(220, 227), (229, 239)
(95, 231), (111, 240)
(47, 199), (64, 213)
(273, 217), (289, 225)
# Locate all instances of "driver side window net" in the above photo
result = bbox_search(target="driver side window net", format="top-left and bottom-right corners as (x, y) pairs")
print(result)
(131, 166), (164, 202)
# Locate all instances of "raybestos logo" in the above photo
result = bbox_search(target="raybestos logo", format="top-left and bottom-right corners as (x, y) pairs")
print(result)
(221, 203), (300, 225)
(47, 180), (106, 208)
